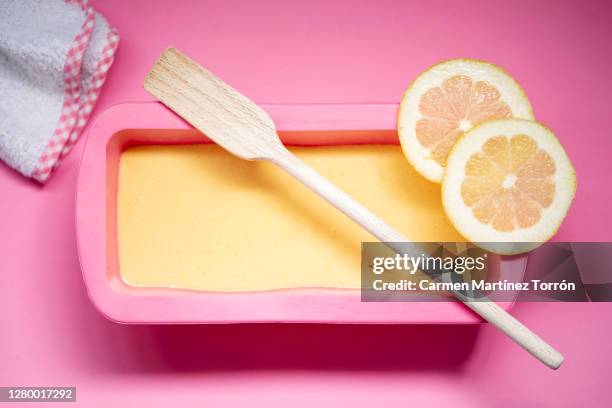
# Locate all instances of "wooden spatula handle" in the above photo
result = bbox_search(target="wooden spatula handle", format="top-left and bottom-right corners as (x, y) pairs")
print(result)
(271, 146), (418, 248)
(272, 147), (563, 369)
(466, 301), (564, 369)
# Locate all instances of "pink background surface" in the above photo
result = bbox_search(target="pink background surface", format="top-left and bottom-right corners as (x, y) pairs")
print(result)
(1, 0), (611, 405)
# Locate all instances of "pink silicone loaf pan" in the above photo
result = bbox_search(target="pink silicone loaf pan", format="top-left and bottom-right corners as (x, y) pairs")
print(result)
(76, 102), (523, 324)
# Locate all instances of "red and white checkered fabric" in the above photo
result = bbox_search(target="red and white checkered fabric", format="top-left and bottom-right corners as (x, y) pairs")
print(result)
(31, 0), (119, 183)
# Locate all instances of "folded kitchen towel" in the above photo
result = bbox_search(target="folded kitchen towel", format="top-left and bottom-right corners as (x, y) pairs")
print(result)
(0, 0), (119, 183)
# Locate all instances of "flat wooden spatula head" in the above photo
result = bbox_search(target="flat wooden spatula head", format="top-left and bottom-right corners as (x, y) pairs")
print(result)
(144, 47), (283, 160)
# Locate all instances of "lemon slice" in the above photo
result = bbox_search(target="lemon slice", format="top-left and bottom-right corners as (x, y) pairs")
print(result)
(442, 119), (576, 254)
(398, 59), (534, 183)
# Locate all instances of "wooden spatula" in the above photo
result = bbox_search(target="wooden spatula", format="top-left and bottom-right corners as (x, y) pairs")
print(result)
(144, 47), (563, 369)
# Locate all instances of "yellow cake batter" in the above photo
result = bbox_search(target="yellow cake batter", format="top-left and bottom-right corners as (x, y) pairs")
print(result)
(117, 144), (463, 291)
